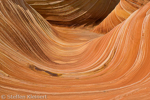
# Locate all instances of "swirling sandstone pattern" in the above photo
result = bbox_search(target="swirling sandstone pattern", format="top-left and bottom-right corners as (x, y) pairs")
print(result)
(93, 0), (150, 34)
(0, 0), (150, 100)
(25, 0), (119, 26)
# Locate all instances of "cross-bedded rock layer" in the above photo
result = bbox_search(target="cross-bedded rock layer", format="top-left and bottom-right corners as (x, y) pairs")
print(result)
(0, 0), (150, 100)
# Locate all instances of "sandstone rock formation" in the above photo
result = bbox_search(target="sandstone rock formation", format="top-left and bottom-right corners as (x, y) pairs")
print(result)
(25, 0), (119, 26)
(0, 0), (150, 100)
(93, 0), (150, 34)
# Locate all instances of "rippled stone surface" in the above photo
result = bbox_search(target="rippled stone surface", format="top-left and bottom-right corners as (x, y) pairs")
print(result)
(0, 0), (150, 100)
(26, 0), (119, 26)
(93, 0), (150, 34)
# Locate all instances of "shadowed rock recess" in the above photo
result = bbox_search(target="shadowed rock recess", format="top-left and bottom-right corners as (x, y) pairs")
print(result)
(26, 0), (120, 26)
(0, 0), (150, 100)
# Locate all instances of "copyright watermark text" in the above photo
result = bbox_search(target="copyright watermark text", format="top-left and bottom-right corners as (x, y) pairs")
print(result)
(1, 94), (47, 99)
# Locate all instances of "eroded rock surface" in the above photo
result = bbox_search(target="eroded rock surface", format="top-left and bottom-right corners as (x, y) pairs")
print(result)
(0, 0), (150, 100)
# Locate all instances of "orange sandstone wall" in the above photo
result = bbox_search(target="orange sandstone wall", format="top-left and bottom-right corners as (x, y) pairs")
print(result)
(93, 0), (150, 34)
(0, 0), (150, 100)
(25, 0), (120, 26)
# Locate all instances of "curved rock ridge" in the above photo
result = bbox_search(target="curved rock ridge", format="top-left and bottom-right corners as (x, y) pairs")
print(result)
(93, 0), (150, 34)
(0, 0), (150, 100)
(25, 0), (119, 27)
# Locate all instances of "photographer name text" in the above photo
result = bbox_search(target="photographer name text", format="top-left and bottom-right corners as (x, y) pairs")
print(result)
(1, 94), (47, 99)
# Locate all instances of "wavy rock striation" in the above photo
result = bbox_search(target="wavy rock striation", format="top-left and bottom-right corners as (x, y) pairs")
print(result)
(25, 0), (119, 27)
(0, 0), (150, 100)
(93, 0), (150, 34)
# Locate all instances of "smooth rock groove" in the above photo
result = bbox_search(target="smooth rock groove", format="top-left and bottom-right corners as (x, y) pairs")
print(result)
(0, 0), (150, 100)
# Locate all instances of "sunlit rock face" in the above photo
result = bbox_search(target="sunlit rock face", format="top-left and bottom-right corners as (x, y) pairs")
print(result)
(0, 0), (150, 100)
(25, 0), (120, 26)
(93, 0), (150, 34)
